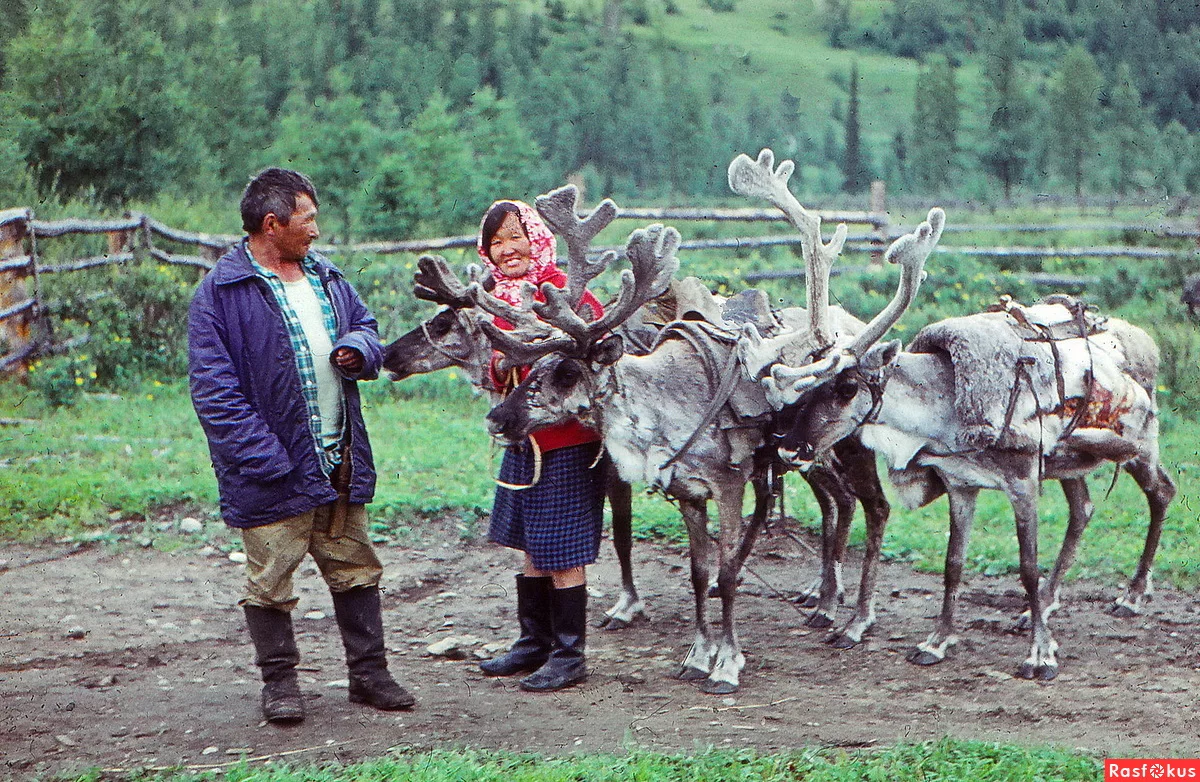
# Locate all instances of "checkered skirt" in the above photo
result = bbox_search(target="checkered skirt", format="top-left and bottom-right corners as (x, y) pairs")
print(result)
(488, 441), (606, 571)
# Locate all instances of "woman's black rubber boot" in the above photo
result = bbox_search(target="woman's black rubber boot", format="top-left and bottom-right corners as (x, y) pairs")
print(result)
(520, 585), (588, 692)
(480, 574), (553, 676)
(242, 605), (306, 723)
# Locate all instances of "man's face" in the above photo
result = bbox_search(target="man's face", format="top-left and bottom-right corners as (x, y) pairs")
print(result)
(271, 193), (320, 262)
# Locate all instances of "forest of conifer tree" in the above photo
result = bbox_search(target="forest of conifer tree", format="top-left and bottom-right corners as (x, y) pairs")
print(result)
(2, 0), (1199, 238)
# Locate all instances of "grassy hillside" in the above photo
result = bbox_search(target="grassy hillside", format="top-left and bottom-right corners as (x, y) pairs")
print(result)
(620, 0), (946, 188)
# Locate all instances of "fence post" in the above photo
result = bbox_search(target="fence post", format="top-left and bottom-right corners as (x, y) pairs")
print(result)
(106, 223), (134, 259)
(0, 208), (36, 375)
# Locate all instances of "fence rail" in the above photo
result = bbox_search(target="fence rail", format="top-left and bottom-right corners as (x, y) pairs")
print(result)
(0, 202), (1197, 374)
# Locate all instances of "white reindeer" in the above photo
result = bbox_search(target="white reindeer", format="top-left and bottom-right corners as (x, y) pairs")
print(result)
(775, 301), (1176, 680)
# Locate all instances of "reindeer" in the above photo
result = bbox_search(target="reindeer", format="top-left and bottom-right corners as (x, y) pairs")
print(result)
(477, 169), (943, 693)
(775, 300), (1176, 680)
(727, 149), (944, 647)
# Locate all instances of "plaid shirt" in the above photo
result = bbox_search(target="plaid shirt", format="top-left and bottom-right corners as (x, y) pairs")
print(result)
(249, 250), (343, 475)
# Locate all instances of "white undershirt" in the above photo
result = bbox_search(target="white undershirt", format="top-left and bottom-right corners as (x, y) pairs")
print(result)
(281, 277), (343, 449)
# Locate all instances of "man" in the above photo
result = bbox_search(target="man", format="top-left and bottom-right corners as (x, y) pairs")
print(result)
(188, 168), (414, 723)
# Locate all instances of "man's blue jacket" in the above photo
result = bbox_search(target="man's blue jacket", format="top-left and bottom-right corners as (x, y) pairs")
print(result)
(188, 240), (383, 528)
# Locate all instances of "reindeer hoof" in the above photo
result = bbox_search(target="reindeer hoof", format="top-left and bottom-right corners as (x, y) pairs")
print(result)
(906, 648), (944, 667)
(598, 612), (645, 631)
(795, 593), (820, 608)
(1106, 602), (1139, 619)
(1017, 661), (1057, 681)
(826, 633), (860, 650)
(677, 666), (709, 681)
(805, 612), (835, 629)
(700, 679), (739, 695)
(1016, 660), (1058, 680)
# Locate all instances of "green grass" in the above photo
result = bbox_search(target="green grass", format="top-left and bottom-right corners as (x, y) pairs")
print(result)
(63, 740), (1103, 781)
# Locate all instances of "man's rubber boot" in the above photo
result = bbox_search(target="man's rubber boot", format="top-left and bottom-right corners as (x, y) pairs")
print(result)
(520, 585), (588, 692)
(242, 605), (305, 723)
(331, 585), (416, 710)
(480, 574), (553, 676)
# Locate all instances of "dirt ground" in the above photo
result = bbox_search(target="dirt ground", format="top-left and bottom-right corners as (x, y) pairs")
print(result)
(3, 513), (1198, 780)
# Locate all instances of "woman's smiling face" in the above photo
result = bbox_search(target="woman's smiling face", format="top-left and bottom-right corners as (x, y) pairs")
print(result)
(488, 211), (533, 278)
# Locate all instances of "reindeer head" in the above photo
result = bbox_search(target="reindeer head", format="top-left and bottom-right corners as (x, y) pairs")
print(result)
(777, 340), (902, 470)
(382, 306), (485, 381)
(762, 205), (945, 407)
(485, 334), (625, 444)
(381, 254), (494, 381)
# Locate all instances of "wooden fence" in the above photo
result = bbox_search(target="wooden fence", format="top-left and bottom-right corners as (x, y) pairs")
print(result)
(1, 203), (1198, 374)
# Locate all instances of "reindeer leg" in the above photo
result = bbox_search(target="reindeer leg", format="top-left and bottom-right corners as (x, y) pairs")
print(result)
(818, 473), (856, 633)
(1017, 478), (1091, 631)
(678, 499), (717, 681)
(909, 486), (976, 667)
(801, 469), (844, 626)
(599, 468), (646, 630)
(1110, 458), (1176, 618)
(830, 442), (890, 649)
(703, 486), (757, 695)
(1011, 483), (1058, 681)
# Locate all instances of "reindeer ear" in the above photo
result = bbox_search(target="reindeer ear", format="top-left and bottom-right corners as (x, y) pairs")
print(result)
(590, 334), (625, 366)
(860, 339), (902, 371)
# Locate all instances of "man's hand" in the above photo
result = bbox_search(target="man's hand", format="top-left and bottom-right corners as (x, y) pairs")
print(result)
(332, 346), (364, 375)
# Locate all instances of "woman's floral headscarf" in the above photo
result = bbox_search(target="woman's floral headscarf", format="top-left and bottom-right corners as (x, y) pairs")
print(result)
(477, 200), (561, 307)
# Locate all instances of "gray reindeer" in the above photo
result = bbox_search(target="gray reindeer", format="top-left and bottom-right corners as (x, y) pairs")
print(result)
(774, 298), (1176, 680)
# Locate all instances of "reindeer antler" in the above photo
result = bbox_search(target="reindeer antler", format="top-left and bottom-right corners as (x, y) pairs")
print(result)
(536, 224), (680, 351)
(535, 184), (620, 309)
(477, 317), (578, 366)
(412, 254), (477, 308)
(765, 207), (946, 405)
(843, 207), (943, 356)
(729, 148), (847, 349)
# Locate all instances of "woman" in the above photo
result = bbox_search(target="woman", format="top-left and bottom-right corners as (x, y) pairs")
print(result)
(475, 199), (606, 693)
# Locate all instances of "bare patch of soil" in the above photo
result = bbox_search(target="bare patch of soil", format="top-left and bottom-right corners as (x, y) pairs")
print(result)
(2, 517), (1198, 779)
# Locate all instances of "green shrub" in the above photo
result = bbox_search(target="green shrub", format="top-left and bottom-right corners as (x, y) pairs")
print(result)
(41, 260), (194, 392)
(24, 353), (97, 407)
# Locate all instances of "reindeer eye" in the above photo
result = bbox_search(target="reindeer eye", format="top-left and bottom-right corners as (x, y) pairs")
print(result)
(835, 379), (860, 401)
(429, 311), (454, 337)
(553, 361), (582, 387)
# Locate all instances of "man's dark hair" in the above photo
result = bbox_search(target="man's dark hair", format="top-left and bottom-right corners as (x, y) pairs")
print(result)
(240, 168), (319, 234)
(480, 201), (523, 252)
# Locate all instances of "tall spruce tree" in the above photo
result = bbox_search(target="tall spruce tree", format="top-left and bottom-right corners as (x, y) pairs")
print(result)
(841, 63), (872, 193)
(979, 13), (1034, 199)
(909, 53), (959, 193)
(1048, 44), (1102, 198)
(1105, 62), (1154, 194)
